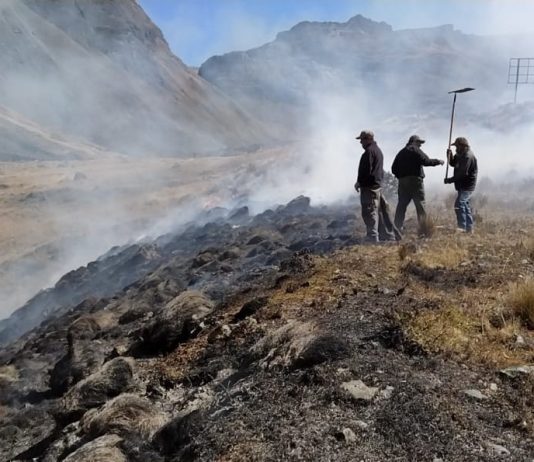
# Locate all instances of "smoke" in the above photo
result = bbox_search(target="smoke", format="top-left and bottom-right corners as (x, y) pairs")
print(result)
(2, 0), (534, 324)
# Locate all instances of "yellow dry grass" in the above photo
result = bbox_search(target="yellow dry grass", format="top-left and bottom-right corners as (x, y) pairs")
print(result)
(522, 237), (534, 261)
(399, 225), (534, 367)
(507, 280), (534, 329)
(0, 365), (18, 383)
(417, 214), (436, 238)
(412, 242), (468, 269)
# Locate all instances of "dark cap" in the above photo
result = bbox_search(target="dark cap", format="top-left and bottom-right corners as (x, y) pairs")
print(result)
(408, 135), (425, 144)
(356, 130), (374, 140)
(451, 137), (469, 147)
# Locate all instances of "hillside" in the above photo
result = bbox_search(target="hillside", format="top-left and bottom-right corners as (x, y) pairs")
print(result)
(0, 0), (270, 159)
(199, 15), (531, 135)
(2, 197), (534, 460)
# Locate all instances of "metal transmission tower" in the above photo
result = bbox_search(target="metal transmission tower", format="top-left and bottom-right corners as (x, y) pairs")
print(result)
(508, 58), (534, 103)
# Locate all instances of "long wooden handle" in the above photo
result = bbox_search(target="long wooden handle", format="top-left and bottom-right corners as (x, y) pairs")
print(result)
(445, 93), (457, 179)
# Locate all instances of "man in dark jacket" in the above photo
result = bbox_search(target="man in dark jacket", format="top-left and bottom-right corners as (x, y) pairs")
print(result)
(444, 137), (478, 233)
(354, 130), (397, 242)
(391, 135), (444, 231)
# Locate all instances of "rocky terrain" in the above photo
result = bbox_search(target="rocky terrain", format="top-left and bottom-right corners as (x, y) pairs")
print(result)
(0, 0), (270, 159)
(2, 194), (534, 461)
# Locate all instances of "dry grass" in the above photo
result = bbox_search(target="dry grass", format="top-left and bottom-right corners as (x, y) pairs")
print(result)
(508, 280), (534, 329)
(0, 365), (18, 383)
(398, 242), (419, 261)
(404, 297), (534, 367)
(410, 242), (468, 269)
(417, 214), (436, 238)
(81, 393), (167, 439)
(522, 237), (534, 261)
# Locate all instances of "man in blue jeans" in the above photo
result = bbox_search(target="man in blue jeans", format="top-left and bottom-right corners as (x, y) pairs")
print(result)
(444, 137), (478, 233)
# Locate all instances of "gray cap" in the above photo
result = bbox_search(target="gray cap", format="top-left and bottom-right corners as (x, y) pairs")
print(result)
(356, 130), (374, 140)
(408, 134), (425, 144)
(451, 137), (469, 147)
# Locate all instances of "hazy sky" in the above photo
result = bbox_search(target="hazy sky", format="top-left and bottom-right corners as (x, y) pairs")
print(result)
(139, 0), (534, 66)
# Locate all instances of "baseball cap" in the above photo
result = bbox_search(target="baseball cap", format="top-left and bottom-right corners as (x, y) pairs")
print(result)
(356, 130), (374, 140)
(451, 137), (469, 147)
(408, 135), (425, 144)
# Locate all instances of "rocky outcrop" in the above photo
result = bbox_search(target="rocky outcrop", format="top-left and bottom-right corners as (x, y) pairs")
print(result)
(129, 291), (215, 356)
(61, 357), (135, 418)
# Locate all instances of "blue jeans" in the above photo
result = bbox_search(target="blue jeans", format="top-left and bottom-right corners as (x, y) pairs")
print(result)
(454, 190), (474, 231)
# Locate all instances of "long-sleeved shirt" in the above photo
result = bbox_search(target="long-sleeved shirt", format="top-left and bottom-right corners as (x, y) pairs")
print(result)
(391, 144), (442, 179)
(449, 149), (478, 191)
(357, 141), (384, 189)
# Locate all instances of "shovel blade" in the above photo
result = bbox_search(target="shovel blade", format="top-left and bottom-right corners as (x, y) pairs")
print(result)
(448, 87), (475, 94)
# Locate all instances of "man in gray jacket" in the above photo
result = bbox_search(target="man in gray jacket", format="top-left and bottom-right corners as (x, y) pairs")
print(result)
(391, 135), (444, 232)
(444, 137), (478, 233)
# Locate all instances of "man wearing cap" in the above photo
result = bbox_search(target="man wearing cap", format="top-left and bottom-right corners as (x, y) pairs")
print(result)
(444, 137), (478, 233)
(391, 135), (444, 232)
(354, 130), (397, 242)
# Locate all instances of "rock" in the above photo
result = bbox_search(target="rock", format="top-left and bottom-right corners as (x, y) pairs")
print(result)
(233, 297), (268, 321)
(485, 442), (510, 457)
(380, 385), (394, 400)
(130, 291), (214, 356)
(341, 380), (378, 402)
(228, 206), (249, 223)
(499, 365), (534, 378)
(489, 383), (498, 391)
(61, 357), (135, 417)
(81, 393), (167, 439)
(354, 420), (369, 431)
(251, 321), (349, 369)
(342, 427), (357, 443)
(152, 409), (205, 456)
(463, 389), (488, 400)
(50, 315), (108, 396)
(282, 195), (311, 214)
(63, 434), (127, 462)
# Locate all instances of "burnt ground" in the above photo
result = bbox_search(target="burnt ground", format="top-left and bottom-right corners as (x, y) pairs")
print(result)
(1, 196), (534, 461)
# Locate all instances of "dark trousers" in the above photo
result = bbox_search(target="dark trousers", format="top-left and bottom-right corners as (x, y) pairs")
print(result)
(394, 176), (426, 230)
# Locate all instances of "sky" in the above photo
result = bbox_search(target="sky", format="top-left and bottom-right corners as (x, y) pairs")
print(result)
(139, 0), (534, 67)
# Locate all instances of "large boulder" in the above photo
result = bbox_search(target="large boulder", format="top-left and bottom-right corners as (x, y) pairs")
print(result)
(50, 315), (109, 396)
(61, 357), (135, 418)
(130, 291), (214, 356)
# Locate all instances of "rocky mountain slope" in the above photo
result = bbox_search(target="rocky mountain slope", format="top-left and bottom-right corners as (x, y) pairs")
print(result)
(0, 0), (270, 159)
(2, 197), (534, 460)
(199, 15), (529, 134)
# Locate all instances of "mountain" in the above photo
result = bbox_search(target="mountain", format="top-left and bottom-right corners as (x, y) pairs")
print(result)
(0, 0), (270, 159)
(199, 15), (527, 134)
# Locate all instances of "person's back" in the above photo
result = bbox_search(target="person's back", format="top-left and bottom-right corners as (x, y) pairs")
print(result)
(392, 145), (437, 179)
(391, 135), (443, 232)
(357, 140), (384, 189)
